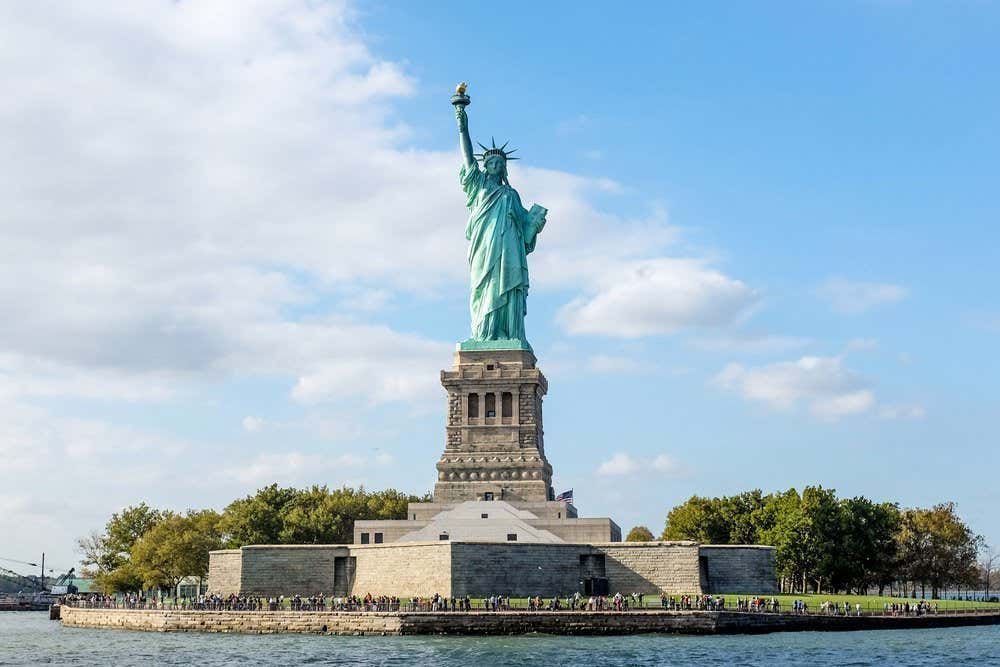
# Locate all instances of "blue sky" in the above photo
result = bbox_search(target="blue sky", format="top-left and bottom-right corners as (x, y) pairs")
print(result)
(1, 1), (998, 573)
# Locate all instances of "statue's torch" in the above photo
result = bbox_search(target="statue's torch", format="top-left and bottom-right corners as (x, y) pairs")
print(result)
(451, 82), (470, 108)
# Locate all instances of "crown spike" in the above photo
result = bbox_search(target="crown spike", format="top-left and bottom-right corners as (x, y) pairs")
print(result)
(491, 136), (497, 149)
(477, 142), (488, 151)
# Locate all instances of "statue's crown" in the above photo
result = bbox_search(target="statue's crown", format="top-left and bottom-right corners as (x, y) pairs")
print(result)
(474, 137), (519, 163)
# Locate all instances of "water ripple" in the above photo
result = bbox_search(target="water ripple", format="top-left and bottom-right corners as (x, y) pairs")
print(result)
(1, 613), (998, 666)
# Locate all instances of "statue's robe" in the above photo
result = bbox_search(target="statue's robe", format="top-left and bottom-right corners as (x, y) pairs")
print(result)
(460, 162), (544, 342)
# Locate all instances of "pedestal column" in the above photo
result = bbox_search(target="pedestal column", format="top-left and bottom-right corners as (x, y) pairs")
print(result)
(434, 348), (553, 503)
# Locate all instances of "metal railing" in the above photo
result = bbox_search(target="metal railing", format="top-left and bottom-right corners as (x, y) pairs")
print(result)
(60, 595), (1000, 617)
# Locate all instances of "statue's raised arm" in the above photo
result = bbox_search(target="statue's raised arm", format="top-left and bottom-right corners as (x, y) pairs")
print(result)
(453, 82), (475, 170)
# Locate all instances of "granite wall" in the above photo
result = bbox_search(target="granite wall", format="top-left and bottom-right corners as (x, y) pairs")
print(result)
(206, 549), (241, 596)
(208, 545), (348, 597)
(61, 606), (1000, 636)
(207, 541), (776, 598)
(450, 543), (582, 597)
(350, 542), (453, 597)
(448, 542), (704, 597)
(598, 542), (702, 593)
(699, 545), (778, 594)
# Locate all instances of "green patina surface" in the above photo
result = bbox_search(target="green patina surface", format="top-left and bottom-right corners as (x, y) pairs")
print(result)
(453, 87), (546, 350)
(458, 338), (533, 352)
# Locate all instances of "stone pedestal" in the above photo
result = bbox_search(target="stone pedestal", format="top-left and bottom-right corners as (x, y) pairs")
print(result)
(434, 348), (553, 503)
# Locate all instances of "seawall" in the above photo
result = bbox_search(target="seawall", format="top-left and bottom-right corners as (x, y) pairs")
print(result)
(59, 607), (1000, 636)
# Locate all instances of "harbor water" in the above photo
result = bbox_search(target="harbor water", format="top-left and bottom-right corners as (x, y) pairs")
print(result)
(1, 611), (997, 666)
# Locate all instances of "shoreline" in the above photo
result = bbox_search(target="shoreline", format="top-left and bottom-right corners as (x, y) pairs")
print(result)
(57, 606), (1000, 636)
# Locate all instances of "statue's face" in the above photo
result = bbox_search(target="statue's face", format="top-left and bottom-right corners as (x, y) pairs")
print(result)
(484, 156), (505, 177)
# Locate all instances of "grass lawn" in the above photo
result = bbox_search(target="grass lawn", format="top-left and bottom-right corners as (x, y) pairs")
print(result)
(459, 594), (1000, 613)
(748, 593), (1000, 612)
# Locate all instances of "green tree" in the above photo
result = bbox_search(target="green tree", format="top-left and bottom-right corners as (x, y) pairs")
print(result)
(626, 526), (654, 542)
(898, 503), (983, 599)
(219, 484), (300, 547)
(720, 490), (770, 544)
(661, 496), (731, 543)
(799, 486), (844, 594)
(220, 484), (428, 547)
(838, 497), (900, 594)
(131, 510), (223, 592)
(278, 486), (351, 544)
(759, 489), (812, 593)
(78, 502), (166, 593)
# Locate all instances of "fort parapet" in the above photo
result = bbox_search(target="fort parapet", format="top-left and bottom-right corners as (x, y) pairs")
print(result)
(207, 540), (777, 598)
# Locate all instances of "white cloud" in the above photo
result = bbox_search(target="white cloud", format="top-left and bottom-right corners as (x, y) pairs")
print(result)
(691, 334), (812, 354)
(596, 452), (682, 477)
(818, 278), (907, 315)
(0, 1), (455, 398)
(0, 397), (195, 566)
(559, 258), (758, 338)
(585, 355), (643, 374)
(227, 319), (450, 406)
(879, 404), (926, 420)
(222, 450), (371, 485)
(811, 390), (876, 419)
(597, 453), (641, 476)
(713, 355), (877, 420)
(0, 398), (186, 468)
(242, 416), (265, 432)
(651, 454), (680, 474)
(0, 0), (709, 408)
(340, 287), (393, 312)
(846, 338), (879, 351)
(0, 1), (752, 566)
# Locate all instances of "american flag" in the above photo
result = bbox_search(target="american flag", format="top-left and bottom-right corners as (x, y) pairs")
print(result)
(555, 489), (573, 502)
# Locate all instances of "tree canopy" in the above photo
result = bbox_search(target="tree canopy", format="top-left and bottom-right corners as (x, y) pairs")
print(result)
(220, 484), (426, 546)
(80, 485), (427, 593)
(626, 526), (654, 542)
(662, 487), (981, 597)
(78, 502), (166, 593)
(130, 510), (223, 590)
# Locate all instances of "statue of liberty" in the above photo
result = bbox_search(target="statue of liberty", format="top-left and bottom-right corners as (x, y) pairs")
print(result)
(452, 83), (547, 350)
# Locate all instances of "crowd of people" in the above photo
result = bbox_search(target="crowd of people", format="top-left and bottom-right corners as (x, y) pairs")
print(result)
(60, 592), (954, 618)
(883, 601), (938, 616)
(736, 596), (780, 613)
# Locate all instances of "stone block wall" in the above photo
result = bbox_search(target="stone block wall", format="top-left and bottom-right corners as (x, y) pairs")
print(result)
(450, 543), (583, 597)
(206, 549), (242, 596)
(61, 606), (1000, 636)
(349, 542), (453, 597)
(60, 607), (404, 635)
(699, 545), (777, 594)
(234, 545), (347, 596)
(447, 391), (462, 430)
(436, 350), (552, 504)
(353, 520), (427, 545)
(598, 542), (702, 594)
(207, 540), (776, 599)
(536, 518), (620, 543)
